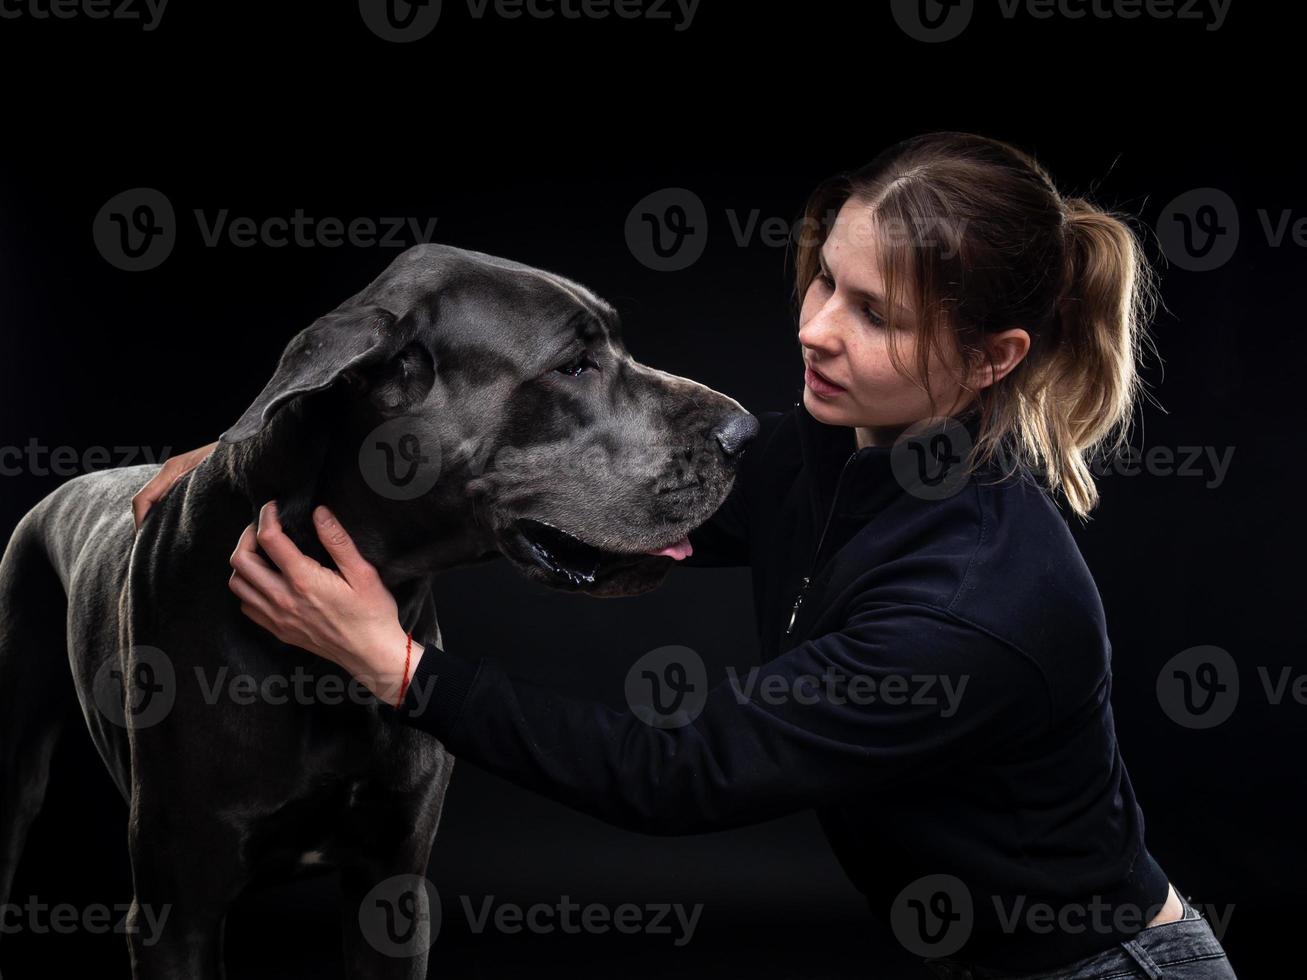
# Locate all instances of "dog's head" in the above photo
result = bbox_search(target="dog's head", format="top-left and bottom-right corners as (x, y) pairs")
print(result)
(220, 243), (757, 597)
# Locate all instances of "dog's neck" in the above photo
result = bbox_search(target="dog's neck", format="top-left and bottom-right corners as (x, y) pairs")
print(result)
(214, 396), (497, 592)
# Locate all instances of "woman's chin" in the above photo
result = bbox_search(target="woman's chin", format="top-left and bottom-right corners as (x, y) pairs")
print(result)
(802, 386), (850, 419)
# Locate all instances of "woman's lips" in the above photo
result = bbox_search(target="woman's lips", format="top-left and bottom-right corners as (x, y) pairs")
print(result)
(805, 364), (847, 397)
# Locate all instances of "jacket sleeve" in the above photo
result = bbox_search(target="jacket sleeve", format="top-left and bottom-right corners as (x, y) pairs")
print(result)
(679, 409), (787, 570)
(387, 598), (1051, 836)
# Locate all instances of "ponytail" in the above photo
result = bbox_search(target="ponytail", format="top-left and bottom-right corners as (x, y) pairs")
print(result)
(1017, 198), (1161, 517)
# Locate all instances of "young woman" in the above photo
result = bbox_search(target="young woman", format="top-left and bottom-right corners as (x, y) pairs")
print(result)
(136, 132), (1238, 978)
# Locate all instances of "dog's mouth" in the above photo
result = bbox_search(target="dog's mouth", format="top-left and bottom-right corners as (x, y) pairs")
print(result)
(510, 517), (693, 589)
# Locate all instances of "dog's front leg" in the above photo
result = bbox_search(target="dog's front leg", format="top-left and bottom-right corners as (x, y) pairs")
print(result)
(124, 788), (249, 980)
(336, 802), (445, 980)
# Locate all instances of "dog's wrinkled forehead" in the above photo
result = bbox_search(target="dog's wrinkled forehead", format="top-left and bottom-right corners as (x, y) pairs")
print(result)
(362, 243), (619, 358)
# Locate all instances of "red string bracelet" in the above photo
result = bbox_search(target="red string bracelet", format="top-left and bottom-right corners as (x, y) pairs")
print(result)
(395, 630), (413, 709)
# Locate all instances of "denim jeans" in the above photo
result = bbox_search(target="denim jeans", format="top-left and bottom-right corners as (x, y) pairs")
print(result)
(923, 893), (1237, 979)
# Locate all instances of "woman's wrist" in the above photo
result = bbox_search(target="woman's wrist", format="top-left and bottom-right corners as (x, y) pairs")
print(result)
(358, 621), (426, 707)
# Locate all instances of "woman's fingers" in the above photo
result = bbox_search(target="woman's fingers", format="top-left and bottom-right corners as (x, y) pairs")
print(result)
(229, 521), (299, 612)
(132, 467), (181, 530)
(132, 441), (219, 531)
(255, 501), (318, 587)
(229, 521), (276, 573)
(312, 506), (378, 589)
(227, 568), (278, 624)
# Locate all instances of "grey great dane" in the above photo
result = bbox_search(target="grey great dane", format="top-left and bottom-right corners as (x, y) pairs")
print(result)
(0, 243), (758, 978)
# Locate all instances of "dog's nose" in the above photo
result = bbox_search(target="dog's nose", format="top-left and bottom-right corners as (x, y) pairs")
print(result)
(713, 411), (760, 459)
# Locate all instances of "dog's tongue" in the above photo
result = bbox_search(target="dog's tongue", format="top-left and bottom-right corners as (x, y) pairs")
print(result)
(646, 536), (693, 561)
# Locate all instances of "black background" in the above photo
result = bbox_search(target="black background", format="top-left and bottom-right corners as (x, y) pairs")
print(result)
(0, 1), (1301, 977)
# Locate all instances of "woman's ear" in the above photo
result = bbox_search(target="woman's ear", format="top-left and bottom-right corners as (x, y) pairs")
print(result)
(971, 327), (1031, 390)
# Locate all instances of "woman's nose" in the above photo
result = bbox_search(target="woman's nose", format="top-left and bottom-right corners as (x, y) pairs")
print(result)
(798, 309), (842, 355)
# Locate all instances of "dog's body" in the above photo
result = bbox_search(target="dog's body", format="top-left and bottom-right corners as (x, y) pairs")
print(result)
(0, 244), (756, 978)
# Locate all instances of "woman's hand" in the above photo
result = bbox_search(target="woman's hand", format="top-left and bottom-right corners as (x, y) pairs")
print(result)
(132, 441), (219, 531)
(227, 500), (420, 706)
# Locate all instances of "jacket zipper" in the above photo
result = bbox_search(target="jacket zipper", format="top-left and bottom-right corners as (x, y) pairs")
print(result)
(785, 450), (858, 636)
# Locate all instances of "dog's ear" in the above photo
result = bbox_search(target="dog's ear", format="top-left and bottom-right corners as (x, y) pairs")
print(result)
(220, 306), (407, 443)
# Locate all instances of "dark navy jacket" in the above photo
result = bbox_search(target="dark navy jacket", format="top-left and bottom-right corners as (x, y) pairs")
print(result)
(391, 391), (1171, 972)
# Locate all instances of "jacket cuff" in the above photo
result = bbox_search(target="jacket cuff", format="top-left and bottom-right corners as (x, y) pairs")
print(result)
(394, 639), (481, 740)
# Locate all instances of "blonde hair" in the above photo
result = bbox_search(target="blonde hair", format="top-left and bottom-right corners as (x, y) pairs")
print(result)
(790, 131), (1161, 519)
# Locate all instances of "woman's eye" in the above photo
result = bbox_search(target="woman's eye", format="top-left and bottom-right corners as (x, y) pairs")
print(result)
(555, 352), (597, 377)
(814, 270), (885, 327)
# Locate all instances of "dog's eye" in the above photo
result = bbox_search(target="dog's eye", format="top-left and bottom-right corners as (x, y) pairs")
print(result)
(555, 351), (598, 377)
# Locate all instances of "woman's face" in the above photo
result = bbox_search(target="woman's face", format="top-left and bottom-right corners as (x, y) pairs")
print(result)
(797, 197), (974, 448)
